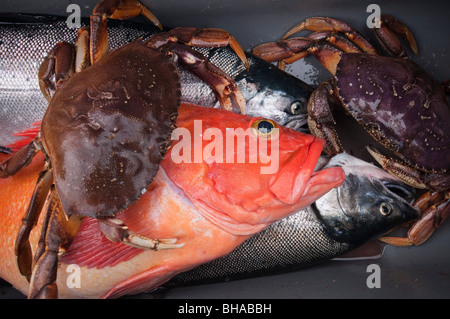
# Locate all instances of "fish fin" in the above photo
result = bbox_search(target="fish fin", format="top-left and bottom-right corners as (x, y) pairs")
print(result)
(333, 240), (386, 261)
(101, 264), (174, 299)
(61, 217), (143, 269)
(6, 122), (41, 152)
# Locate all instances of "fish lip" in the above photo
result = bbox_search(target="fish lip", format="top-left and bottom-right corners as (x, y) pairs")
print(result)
(270, 137), (327, 205)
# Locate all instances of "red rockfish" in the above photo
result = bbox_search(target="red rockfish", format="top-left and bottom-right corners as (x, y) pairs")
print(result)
(0, 103), (344, 298)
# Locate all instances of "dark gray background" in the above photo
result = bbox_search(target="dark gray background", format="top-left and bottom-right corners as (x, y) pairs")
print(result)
(0, 0), (449, 299)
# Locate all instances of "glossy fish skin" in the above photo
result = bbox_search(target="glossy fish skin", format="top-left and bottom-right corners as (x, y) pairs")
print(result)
(0, 14), (313, 146)
(165, 153), (420, 287)
(0, 103), (344, 298)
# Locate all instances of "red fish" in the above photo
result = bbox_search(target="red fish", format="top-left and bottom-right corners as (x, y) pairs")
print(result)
(0, 103), (344, 298)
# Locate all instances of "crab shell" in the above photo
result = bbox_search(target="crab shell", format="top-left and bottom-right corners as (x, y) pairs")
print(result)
(335, 53), (450, 173)
(41, 41), (181, 218)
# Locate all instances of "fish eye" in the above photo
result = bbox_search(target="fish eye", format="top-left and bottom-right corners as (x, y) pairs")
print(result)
(251, 118), (278, 137)
(379, 202), (392, 216)
(289, 101), (304, 115)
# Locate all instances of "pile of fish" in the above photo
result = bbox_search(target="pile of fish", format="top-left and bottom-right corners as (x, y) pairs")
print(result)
(0, 1), (446, 299)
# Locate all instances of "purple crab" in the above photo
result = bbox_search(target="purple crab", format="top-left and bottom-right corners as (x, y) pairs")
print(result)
(252, 15), (450, 246)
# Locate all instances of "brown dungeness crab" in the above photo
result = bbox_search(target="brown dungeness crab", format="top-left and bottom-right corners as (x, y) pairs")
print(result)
(0, 0), (248, 299)
(252, 15), (450, 246)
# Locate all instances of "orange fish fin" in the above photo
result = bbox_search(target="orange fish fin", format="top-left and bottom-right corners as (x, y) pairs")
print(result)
(6, 122), (41, 152)
(61, 217), (143, 269)
(101, 264), (174, 299)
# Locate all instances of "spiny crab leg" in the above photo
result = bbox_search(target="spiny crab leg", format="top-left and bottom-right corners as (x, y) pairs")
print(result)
(366, 145), (428, 190)
(252, 15), (418, 72)
(281, 17), (378, 54)
(98, 218), (184, 250)
(367, 145), (449, 192)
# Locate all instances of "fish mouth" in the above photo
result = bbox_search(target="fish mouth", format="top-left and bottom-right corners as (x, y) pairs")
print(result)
(269, 138), (345, 207)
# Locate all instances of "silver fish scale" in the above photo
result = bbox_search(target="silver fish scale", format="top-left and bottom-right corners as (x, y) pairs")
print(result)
(166, 208), (349, 286)
(0, 19), (157, 146)
(0, 21), (75, 146)
(194, 46), (249, 78)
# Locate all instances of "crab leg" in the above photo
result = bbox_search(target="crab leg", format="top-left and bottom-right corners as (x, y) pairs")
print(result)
(374, 14), (418, 57)
(94, 0), (162, 29)
(281, 17), (378, 54)
(164, 27), (249, 71)
(0, 140), (39, 179)
(378, 191), (450, 246)
(366, 145), (450, 192)
(268, 31), (362, 70)
(14, 168), (53, 281)
(28, 187), (84, 299)
(253, 15), (418, 70)
(74, 27), (91, 73)
(90, 0), (162, 63)
(253, 36), (349, 75)
(163, 42), (246, 113)
(37, 28), (97, 101)
(38, 42), (75, 102)
(98, 218), (184, 250)
(144, 28), (249, 113)
(307, 81), (344, 156)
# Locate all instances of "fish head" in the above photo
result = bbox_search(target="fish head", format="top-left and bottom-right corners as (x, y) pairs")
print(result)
(313, 153), (420, 247)
(162, 103), (345, 235)
(239, 54), (313, 133)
